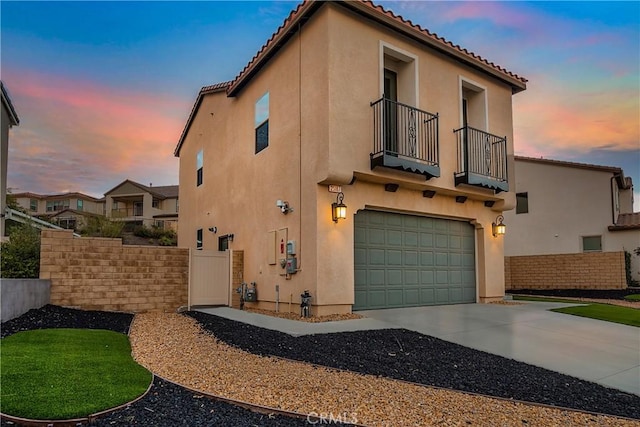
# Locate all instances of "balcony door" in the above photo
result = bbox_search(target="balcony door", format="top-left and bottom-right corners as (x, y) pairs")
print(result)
(384, 69), (398, 155)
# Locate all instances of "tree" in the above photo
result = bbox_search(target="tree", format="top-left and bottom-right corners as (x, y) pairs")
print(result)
(0, 223), (41, 278)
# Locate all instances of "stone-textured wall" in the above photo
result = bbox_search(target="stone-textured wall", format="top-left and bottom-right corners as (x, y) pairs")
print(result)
(505, 252), (626, 290)
(230, 250), (244, 309)
(40, 230), (188, 312)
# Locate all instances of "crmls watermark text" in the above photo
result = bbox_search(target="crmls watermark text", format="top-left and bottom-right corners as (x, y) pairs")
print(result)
(306, 411), (358, 425)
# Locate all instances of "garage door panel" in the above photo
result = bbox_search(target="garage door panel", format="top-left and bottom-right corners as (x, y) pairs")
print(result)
(369, 228), (386, 245)
(387, 230), (403, 246)
(404, 250), (418, 266)
(404, 288), (419, 304)
(354, 210), (476, 310)
(387, 250), (403, 265)
(387, 269), (403, 285)
(404, 269), (419, 285)
(387, 290), (404, 306)
(420, 288), (435, 304)
(369, 249), (385, 265)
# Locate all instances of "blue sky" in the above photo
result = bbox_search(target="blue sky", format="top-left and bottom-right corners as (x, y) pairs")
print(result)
(1, 1), (638, 209)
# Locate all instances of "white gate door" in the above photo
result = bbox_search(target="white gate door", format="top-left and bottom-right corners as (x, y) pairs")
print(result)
(189, 249), (230, 308)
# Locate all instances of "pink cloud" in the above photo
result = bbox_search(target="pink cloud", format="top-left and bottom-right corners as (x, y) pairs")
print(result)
(5, 69), (189, 195)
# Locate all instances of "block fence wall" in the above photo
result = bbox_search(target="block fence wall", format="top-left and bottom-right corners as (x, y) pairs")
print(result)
(40, 230), (189, 312)
(504, 251), (626, 290)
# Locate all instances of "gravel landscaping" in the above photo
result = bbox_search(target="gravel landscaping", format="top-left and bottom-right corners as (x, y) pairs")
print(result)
(2, 305), (639, 426)
(186, 311), (640, 420)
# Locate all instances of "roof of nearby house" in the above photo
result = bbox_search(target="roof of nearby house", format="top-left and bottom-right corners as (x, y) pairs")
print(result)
(11, 191), (101, 201)
(609, 212), (640, 231)
(1, 81), (19, 126)
(175, 0), (528, 157)
(515, 156), (632, 189)
(39, 208), (102, 219)
(104, 179), (179, 199)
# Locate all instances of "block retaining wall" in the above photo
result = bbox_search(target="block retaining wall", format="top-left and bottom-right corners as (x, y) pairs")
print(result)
(40, 230), (188, 312)
(505, 252), (626, 290)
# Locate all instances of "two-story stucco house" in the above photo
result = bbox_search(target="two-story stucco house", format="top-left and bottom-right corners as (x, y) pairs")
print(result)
(175, 0), (527, 315)
(12, 191), (104, 231)
(504, 156), (639, 284)
(1, 81), (20, 239)
(104, 179), (179, 231)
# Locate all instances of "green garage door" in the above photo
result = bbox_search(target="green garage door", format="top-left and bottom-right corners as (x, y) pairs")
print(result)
(354, 210), (476, 310)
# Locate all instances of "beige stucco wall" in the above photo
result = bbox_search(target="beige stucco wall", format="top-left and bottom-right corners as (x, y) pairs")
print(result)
(178, 4), (519, 314)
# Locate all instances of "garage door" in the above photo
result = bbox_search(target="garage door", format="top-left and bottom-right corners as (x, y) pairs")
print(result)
(354, 210), (476, 310)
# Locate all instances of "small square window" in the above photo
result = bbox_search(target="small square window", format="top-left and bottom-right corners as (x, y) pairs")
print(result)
(516, 192), (528, 214)
(196, 228), (203, 250)
(582, 236), (602, 252)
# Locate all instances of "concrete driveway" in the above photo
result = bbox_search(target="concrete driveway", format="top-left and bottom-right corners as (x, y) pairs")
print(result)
(359, 301), (640, 396)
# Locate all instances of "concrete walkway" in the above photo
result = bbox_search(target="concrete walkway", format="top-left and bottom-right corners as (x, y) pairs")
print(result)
(196, 302), (640, 396)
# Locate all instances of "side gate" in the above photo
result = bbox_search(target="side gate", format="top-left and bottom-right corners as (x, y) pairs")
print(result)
(188, 249), (230, 308)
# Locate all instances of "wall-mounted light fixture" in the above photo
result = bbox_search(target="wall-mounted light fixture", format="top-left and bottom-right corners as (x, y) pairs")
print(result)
(331, 192), (347, 223)
(276, 200), (293, 214)
(208, 226), (217, 233)
(492, 215), (506, 237)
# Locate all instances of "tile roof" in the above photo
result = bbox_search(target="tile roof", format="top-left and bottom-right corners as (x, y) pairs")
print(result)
(104, 179), (179, 199)
(175, 0), (528, 156)
(609, 212), (640, 231)
(11, 191), (101, 201)
(226, 0), (528, 96)
(1, 80), (19, 126)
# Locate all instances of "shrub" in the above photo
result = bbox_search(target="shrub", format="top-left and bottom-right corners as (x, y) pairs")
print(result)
(0, 223), (41, 278)
(625, 251), (639, 287)
(80, 217), (124, 238)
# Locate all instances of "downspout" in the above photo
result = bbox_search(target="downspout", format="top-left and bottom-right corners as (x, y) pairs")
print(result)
(610, 175), (617, 225)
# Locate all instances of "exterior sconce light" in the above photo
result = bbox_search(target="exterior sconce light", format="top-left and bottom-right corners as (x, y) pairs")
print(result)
(332, 192), (347, 223)
(276, 200), (293, 214)
(492, 215), (506, 237)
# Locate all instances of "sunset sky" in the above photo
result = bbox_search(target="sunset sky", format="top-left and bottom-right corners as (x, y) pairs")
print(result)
(2, 1), (638, 208)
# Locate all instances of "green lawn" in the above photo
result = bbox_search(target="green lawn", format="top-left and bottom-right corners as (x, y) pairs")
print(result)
(0, 329), (152, 420)
(624, 294), (640, 301)
(513, 296), (640, 327)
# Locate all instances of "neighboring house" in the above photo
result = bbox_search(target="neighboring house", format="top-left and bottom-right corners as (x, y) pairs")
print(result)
(12, 191), (104, 231)
(175, 0), (527, 315)
(1, 81), (20, 239)
(104, 179), (179, 230)
(504, 156), (640, 283)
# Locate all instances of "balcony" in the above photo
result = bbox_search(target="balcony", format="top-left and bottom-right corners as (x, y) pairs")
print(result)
(454, 126), (508, 193)
(111, 206), (144, 218)
(370, 97), (440, 179)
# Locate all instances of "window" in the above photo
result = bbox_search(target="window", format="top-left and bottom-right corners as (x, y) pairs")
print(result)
(152, 198), (160, 209)
(516, 193), (528, 214)
(255, 92), (269, 153)
(196, 149), (203, 186)
(46, 200), (69, 212)
(29, 199), (38, 211)
(196, 228), (203, 250)
(176, 198), (179, 213)
(582, 236), (602, 252)
(77, 199), (83, 211)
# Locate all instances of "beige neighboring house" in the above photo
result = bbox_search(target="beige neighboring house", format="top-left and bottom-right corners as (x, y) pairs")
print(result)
(175, 0), (527, 314)
(1, 81), (20, 239)
(12, 191), (104, 231)
(104, 179), (179, 230)
(504, 156), (640, 283)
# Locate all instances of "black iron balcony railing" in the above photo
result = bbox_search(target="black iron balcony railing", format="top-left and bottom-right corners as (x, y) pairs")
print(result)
(370, 97), (440, 179)
(454, 126), (508, 192)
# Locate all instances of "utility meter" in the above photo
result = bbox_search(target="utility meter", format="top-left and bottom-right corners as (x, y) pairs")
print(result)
(286, 240), (296, 255)
(286, 257), (297, 274)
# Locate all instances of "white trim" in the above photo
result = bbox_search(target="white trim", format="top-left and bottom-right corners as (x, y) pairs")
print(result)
(379, 41), (419, 107)
(459, 76), (489, 130)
